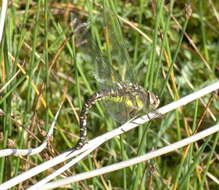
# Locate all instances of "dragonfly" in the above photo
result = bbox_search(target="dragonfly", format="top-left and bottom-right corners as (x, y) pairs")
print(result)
(73, 5), (160, 151)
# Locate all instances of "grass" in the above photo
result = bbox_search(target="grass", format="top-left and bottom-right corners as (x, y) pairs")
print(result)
(0, 0), (219, 189)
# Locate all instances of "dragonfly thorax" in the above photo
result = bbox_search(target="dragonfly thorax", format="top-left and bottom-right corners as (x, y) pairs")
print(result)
(104, 82), (160, 113)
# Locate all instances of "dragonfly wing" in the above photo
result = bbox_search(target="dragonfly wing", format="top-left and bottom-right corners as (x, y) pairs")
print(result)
(91, 5), (143, 123)
(104, 101), (131, 123)
(103, 6), (134, 83)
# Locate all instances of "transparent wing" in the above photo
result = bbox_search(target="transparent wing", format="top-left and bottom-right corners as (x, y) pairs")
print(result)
(93, 5), (137, 123)
(103, 5), (134, 84)
(103, 101), (132, 123)
(92, 4), (135, 88)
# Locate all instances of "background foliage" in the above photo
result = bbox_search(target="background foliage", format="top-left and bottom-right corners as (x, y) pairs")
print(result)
(0, 0), (218, 189)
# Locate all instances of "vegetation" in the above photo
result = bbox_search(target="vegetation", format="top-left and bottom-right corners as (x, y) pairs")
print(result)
(0, 0), (218, 189)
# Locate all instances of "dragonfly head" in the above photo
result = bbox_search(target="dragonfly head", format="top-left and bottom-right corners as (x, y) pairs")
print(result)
(148, 92), (160, 109)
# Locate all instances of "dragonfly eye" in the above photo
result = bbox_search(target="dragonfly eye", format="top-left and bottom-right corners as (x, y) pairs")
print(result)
(149, 93), (160, 108)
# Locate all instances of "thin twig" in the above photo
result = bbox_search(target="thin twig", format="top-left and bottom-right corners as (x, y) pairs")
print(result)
(41, 123), (219, 190)
(0, 0), (8, 43)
